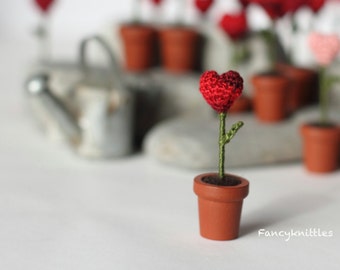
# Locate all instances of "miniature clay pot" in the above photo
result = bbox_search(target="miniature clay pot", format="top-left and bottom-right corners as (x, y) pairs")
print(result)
(120, 24), (156, 71)
(159, 27), (199, 73)
(251, 72), (290, 123)
(193, 173), (249, 241)
(276, 63), (317, 112)
(300, 123), (340, 173)
(229, 95), (252, 114)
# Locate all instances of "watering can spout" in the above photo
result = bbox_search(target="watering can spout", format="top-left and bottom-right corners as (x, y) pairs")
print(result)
(26, 73), (81, 145)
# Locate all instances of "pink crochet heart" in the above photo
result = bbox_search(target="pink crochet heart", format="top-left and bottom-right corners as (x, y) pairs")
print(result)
(308, 32), (340, 66)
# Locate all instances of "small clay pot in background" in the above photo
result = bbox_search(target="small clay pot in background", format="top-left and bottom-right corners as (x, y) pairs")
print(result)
(229, 95), (252, 114)
(276, 63), (318, 112)
(251, 72), (290, 123)
(120, 24), (156, 72)
(300, 123), (340, 173)
(193, 173), (249, 241)
(159, 27), (199, 73)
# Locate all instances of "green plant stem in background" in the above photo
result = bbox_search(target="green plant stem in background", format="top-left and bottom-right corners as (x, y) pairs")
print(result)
(319, 68), (340, 124)
(231, 40), (251, 68)
(258, 21), (287, 69)
(176, 0), (186, 26)
(132, 0), (141, 23)
(218, 112), (244, 179)
(259, 27), (276, 70)
(319, 67), (328, 124)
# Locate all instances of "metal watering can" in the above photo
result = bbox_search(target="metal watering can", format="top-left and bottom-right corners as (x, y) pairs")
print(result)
(26, 35), (134, 158)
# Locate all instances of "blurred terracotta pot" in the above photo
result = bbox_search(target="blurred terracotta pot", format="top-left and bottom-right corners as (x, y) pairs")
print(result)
(120, 24), (156, 71)
(229, 95), (252, 114)
(300, 123), (340, 173)
(276, 63), (317, 112)
(159, 27), (199, 73)
(193, 173), (249, 241)
(252, 72), (290, 122)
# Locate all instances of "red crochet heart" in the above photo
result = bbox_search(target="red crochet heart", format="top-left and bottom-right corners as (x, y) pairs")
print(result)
(307, 0), (325, 13)
(239, 0), (249, 8)
(34, 0), (55, 13)
(194, 0), (214, 13)
(151, 0), (163, 5)
(282, 0), (304, 14)
(199, 70), (243, 113)
(219, 11), (248, 41)
(248, 0), (284, 20)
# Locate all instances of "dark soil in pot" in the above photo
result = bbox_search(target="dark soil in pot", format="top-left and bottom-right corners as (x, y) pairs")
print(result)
(201, 174), (241, 186)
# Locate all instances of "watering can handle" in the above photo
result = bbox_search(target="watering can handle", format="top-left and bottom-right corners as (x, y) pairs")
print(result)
(79, 35), (125, 91)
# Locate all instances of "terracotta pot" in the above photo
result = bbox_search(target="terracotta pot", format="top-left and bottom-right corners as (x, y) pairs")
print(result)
(300, 123), (340, 173)
(120, 24), (156, 72)
(276, 63), (317, 112)
(229, 95), (252, 114)
(251, 72), (290, 123)
(193, 173), (249, 241)
(159, 27), (199, 73)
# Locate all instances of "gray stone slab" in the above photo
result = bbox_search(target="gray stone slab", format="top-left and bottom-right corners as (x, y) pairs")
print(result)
(143, 112), (304, 170)
(143, 104), (340, 169)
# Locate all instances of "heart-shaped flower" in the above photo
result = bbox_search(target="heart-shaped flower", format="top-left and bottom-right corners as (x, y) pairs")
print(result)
(308, 32), (340, 66)
(34, 0), (55, 13)
(194, 0), (214, 14)
(306, 0), (325, 13)
(282, 0), (304, 14)
(219, 11), (248, 41)
(199, 70), (243, 113)
(239, 0), (249, 8)
(248, 0), (285, 20)
(151, 0), (163, 5)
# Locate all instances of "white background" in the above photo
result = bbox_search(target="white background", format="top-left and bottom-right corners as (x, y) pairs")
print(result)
(2, 0), (340, 65)
(1, 2), (340, 269)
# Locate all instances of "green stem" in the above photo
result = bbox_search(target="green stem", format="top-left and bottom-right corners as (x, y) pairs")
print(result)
(319, 67), (328, 124)
(132, 0), (141, 23)
(231, 40), (250, 68)
(218, 112), (226, 179)
(177, 0), (186, 26)
(259, 27), (276, 70)
(218, 113), (244, 179)
(268, 22), (276, 69)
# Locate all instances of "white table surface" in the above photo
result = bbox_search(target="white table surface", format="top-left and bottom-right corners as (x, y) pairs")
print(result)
(1, 40), (340, 270)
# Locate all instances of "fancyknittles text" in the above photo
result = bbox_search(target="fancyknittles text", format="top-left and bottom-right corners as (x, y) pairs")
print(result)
(258, 228), (333, 241)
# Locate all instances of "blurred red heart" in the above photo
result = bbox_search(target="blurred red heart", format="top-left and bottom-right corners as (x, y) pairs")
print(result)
(195, 0), (214, 13)
(246, 0), (284, 20)
(34, 0), (55, 13)
(219, 11), (248, 41)
(282, 0), (304, 14)
(151, 0), (163, 5)
(307, 0), (326, 13)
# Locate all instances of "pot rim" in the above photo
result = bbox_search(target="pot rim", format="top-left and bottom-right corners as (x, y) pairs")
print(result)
(194, 173), (249, 203)
(300, 122), (340, 140)
(300, 122), (340, 137)
(301, 122), (339, 129)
